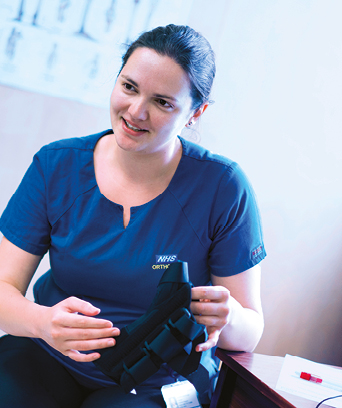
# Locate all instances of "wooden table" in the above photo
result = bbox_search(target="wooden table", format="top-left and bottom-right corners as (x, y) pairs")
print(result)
(210, 350), (336, 408)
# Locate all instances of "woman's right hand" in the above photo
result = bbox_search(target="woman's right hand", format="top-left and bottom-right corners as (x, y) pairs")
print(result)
(0, 238), (119, 362)
(38, 296), (120, 362)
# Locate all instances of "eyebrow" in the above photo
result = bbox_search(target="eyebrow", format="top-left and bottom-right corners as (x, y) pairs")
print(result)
(121, 75), (177, 102)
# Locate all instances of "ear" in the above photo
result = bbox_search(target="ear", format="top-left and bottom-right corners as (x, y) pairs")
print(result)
(185, 102), (209, 127)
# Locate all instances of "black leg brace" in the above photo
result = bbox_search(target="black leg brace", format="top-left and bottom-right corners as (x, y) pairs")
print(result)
(94, 262), (211, 403)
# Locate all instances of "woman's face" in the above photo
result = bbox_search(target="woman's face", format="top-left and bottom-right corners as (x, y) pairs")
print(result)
(110, 47), (195, 155)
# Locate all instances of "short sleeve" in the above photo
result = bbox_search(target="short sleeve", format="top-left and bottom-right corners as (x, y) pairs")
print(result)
(208, 163), (266, 277)
(0, 147), (51, 255)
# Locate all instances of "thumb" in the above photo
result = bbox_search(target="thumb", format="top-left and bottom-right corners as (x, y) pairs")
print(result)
(196, 329), (220, 352)
(62, 296), (101, 316)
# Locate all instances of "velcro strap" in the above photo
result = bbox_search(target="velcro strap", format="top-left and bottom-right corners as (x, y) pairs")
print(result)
(119, 310), (207, 391)
(121, 353), (159, 391)
(171, 311), (205, 341)
(94, 261), (211, 400)
(148, 324), (184, 362)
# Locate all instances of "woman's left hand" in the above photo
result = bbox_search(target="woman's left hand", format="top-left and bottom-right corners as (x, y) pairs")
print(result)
(190, 286), (231, 352)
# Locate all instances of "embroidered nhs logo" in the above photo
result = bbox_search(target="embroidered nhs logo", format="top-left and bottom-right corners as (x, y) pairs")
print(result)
(155, 254), (178, 263)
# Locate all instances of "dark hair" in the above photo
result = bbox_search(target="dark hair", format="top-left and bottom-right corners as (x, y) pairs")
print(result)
(120, 24), (216, 111)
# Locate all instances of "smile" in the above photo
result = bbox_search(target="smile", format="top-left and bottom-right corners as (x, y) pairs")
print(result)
(123, 118), (148, 132)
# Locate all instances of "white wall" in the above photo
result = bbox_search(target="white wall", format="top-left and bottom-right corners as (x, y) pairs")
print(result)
(1, 0), (342, 365)
(189, 0), (342, 365)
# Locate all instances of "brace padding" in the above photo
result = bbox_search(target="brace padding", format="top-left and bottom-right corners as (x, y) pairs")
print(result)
(94, 261), (209, 396)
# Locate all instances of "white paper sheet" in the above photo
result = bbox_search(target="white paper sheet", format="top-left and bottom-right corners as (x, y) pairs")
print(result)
(276, 355), (342, 407)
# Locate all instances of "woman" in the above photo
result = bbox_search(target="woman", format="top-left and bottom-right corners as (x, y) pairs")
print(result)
(0, 24), (265, 407)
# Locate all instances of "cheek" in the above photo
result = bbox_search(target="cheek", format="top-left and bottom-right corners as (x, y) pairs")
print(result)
(110, 93), (121, 115)
(110, 86), (127, 114)
(109, 95), (124, 129)
(151, 107), (183, 129)
(168, 114), (188, 133)
(156, 115), (186, 135)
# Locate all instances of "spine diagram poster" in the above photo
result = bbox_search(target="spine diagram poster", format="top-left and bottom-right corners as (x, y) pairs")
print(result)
(0, 0), (194, 108)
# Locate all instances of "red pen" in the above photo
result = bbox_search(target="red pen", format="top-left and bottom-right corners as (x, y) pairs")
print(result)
(300, 372), (323, 384)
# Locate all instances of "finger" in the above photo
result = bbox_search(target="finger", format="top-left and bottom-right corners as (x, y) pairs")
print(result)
(68, 350), (102, 363)
(58, 312), (115, 329)
(66, 336), (116, 353)
(191, 286), (229, 302)
(191, 299), (229, 319)
(191, 300), (218, 316)
(196, 338), (216, 352)
(63, 296), (102, 316)
(62, 326), (120, 341)
(192, 313), (225, 327)
(195, 331), (220, 352)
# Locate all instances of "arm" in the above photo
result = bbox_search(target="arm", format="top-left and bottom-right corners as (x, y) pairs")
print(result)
(191, 264), (264, 352)
(0, 236), (119, 362)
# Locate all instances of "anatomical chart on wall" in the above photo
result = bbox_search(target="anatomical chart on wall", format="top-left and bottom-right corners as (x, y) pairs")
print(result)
(0, 0), (194, 108)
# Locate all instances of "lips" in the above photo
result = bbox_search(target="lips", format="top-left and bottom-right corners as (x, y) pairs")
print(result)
(122, 118), (148, 133)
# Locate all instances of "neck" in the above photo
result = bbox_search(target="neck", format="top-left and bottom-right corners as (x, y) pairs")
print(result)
(108, 136), (182, 186)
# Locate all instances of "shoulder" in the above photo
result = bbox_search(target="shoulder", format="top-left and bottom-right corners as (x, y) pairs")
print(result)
(173, 138), (258, 222)
(170, 138), (255, 224)
(39, 129), (112, 155)
(34, 130), (112, 224)
(180, 136), (234, 169)
(178, 136), (248, 188)
(33, 129), (112, 175)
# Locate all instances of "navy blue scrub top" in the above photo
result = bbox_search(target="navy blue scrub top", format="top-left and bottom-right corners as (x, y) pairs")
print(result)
(0, 129), (266, 388)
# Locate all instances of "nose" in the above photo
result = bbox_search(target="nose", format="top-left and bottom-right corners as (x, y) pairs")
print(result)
(128, 97), (148, 121)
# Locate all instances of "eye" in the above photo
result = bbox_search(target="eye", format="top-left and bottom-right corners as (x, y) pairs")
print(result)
(123, 82), (136, 92)
(156, 99), (172, 109)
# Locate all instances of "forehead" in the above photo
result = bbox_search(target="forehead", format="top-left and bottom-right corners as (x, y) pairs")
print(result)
(119, 47), (192, 100)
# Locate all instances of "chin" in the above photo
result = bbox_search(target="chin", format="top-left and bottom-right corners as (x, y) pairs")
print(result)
(114, 131), (147, 153)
